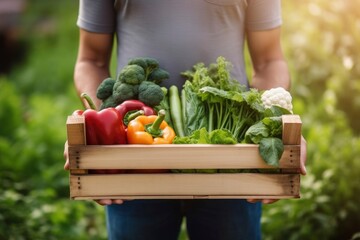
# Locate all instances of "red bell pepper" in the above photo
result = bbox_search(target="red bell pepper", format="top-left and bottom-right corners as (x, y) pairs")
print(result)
(115, 100), (156, 127)
(73, 93), (127, 145)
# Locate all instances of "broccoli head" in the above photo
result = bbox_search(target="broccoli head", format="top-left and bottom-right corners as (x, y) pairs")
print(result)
(138, 81), (164, 107)
(96, 77), (116, 100)
(148, 68), (170, 84)
(128, 57), (160, 80)
(117, 65), (145, 85)
(112, 82), (139, 105)
(99, 95), (118, 110)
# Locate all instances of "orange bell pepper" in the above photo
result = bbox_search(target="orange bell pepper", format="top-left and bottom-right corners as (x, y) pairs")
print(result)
(127, 110), (175, 144)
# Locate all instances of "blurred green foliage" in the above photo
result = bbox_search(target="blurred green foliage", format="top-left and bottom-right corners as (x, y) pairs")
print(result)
(282, 0), (360, 134)
(0, 1), (107, 239)
(262, 1), (360, 240)
(0, 0), (359, 239)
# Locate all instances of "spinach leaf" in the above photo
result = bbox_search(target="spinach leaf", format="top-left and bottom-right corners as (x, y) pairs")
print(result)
(264, 105), (292, 117)
(262, 116), (283, 138)
(259, 137), (284, 167)
(182, 81), (208, 135)
(244, 121), (269, 144)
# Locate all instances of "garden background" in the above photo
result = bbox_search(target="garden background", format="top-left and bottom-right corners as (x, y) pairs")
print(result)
(1, 0), (359, 239)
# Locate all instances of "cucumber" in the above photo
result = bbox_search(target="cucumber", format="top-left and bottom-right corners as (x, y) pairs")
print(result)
(181, 88), (187, 136)
(169, 85), (186, 137)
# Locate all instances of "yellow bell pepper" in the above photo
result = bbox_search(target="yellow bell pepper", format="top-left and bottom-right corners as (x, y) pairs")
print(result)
(127, 110), (175, 144)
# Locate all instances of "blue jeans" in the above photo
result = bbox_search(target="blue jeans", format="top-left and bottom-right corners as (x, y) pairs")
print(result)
(106, 199), (262, 240)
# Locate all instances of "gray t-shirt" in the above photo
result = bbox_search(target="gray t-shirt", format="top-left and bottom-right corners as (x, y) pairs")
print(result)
(77, 0), (282, 89)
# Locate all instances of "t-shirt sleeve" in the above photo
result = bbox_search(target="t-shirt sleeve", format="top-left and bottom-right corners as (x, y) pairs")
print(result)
(245, 0), (282, 31)
(77, 0), (116, 33)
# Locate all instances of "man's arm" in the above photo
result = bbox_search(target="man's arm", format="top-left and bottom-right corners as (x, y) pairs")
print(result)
(74, 28), (114, 109)
(246, 27), (307, 204)
(64, 29), (123, 205)
(247, 27), (290, 90)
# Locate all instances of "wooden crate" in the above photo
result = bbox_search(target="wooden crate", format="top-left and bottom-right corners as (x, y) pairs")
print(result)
(66, 114), (302, 200)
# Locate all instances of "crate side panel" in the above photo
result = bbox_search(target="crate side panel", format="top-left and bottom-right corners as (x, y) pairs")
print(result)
(69, 173), (299, 199)
(68, 145), (300, 170)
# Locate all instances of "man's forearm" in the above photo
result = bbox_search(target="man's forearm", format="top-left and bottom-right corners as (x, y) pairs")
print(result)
(250, 59), (290, 91)
(74, 60), (111, 109)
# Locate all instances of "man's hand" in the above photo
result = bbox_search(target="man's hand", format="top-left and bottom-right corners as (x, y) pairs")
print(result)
(299, 136), (307, 175)
(247, 136), (307, 204)
(63, 140), (125, 206)
(63, 141), (70, 170)
(95, 199), (125, 205)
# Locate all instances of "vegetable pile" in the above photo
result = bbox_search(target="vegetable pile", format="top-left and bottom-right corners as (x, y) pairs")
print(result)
(180, 56), (263, 142)
(173, 57), (293, 167)
(73, 56), (296, 173)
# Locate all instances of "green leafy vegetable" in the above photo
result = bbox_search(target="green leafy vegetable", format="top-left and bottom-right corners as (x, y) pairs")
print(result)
(180, 56), (294, 167)
(244, 121), (269, 144)
(181, 81), (208, 135)
(244, 116), (283, 143)
(175, 128), (237, 145)
(244, 116), (284, 165)
(172, 128), (237, 173)
(209, 129), (237, 144)
(154, 87), (173, 128)
(263, 105), (292, 118)
(181, 56), (262, 142)
(259, 138), (284, 167)
(262, 116), (283, 137)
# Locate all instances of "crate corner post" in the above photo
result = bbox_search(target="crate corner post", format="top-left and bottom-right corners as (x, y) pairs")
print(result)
(282, 114), (302, 145)
(66, 115), (87, 200)
(66, 115), (86, 146)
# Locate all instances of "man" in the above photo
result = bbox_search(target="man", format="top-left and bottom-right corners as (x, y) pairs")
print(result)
(64, 1), (307, 239)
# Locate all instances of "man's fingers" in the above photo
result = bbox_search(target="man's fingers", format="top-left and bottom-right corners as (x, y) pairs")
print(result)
(247, 199), (278, 204)
(95, 199), (113, 206)
(262, 199), (278, 204)
(64, 160), (70, 170)
(113, 199), (124, 204)
(64, 141), (70, 170)
(299, 136), (307, 175)
(95, 199), (125, 206)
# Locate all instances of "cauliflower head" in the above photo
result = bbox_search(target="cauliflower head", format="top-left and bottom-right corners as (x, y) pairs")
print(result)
(261, 87), (293, 113)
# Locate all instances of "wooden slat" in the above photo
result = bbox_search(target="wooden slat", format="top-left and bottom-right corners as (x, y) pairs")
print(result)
(70, 169), (88, 175)
(70, 173), (300, 199)
(73, 195), (298, 200)
(68, 144), (300, 170)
